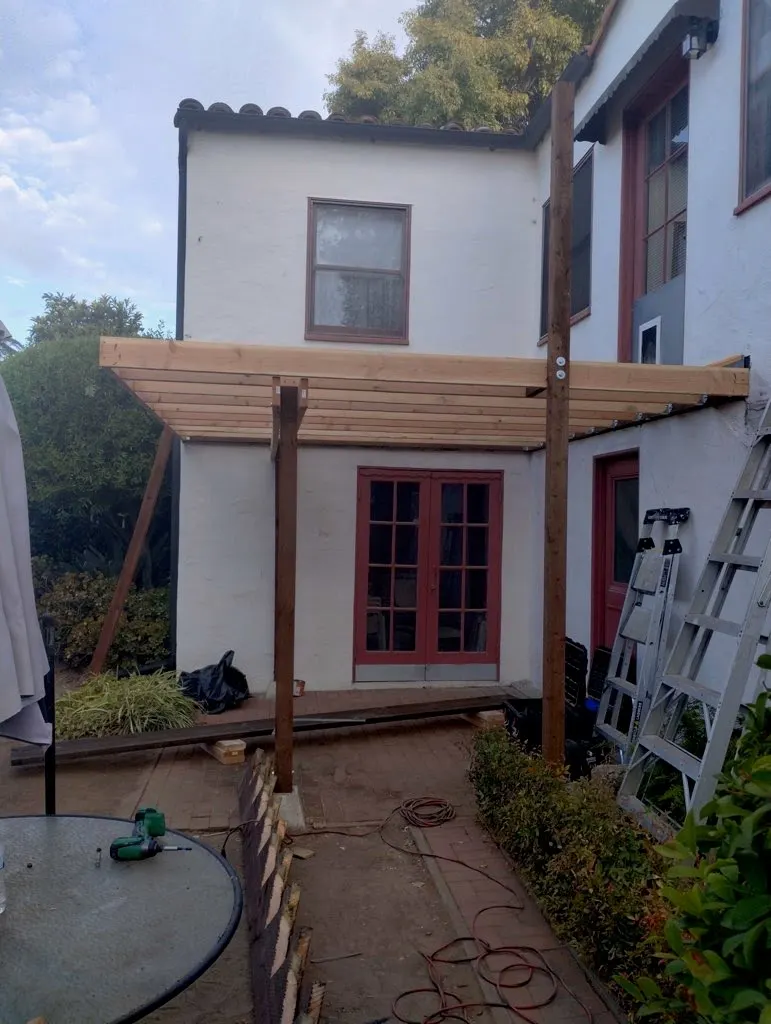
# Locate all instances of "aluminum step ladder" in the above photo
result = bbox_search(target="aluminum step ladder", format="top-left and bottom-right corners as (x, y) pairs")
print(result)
(620, 401), (771, 818)
(596, 508), (690, 760)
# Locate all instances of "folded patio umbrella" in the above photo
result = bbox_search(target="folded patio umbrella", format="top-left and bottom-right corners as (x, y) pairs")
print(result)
(0, 373), (51, 746)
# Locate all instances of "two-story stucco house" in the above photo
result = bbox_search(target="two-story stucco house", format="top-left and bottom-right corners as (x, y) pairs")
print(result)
(112, 0), (771, 699)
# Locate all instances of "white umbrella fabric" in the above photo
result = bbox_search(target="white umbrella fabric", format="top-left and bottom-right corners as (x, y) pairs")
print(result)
(0, 373), (51, 745)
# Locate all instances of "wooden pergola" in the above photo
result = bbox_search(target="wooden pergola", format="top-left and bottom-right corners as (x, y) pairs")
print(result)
(100, 336), (747, 451)
(97, 334), (748, 790)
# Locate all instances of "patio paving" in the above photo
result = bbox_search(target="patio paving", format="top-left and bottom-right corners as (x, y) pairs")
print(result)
(1, 700), (622, 1024)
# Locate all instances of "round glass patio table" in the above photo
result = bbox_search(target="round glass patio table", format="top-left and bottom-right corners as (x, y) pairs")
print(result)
(0, 814), (242, 1024)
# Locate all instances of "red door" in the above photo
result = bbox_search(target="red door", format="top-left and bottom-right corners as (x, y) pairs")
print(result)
(592, 453), (640, 651)
(354, 469), (502, 681)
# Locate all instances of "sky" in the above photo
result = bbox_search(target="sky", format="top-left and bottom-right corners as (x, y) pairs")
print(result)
(0, 0), (407, 341)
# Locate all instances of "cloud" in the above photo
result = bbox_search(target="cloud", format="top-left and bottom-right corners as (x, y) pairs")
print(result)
(0, 0), (407, 337)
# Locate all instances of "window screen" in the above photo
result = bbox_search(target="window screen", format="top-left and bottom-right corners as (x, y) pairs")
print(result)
(540, 153), (594, 338)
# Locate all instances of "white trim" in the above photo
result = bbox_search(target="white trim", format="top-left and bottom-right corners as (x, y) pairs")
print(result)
(638, 315), (662, 364)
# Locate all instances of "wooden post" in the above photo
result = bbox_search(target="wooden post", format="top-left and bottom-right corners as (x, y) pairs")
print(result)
(88, 426), (174, 675)
(542, 81), (575, 765)
(274, 386), (299, 793)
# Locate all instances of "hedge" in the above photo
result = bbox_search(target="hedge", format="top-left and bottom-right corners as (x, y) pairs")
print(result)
(469, 728), (672, 1012)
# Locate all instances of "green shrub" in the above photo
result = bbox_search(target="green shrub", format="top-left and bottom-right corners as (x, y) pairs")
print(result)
(56, 671), (199, 739)
(470, 728), (669, 1004)
(38, 571), (170, 669)
(618, 688), (771, 1023)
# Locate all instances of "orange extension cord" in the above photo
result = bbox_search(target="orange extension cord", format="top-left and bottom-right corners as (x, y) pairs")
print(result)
(285, 797), (595, 1024)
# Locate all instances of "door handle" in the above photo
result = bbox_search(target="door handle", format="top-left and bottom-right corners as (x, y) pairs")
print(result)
(430, 567), (438, 592)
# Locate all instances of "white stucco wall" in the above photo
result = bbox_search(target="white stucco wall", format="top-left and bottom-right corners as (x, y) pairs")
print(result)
(528, 402), (753, 691)
(183, 132), (541, 357)
(177, 444), (536, 692)
(684, 3), (771, 391)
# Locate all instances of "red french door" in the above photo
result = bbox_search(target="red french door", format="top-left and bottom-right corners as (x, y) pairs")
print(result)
(592, 453), (640, 652)
(354, 469), (502, 681)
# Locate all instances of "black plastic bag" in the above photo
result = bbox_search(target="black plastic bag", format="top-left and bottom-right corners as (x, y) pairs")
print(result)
(179, 651), (249, 714)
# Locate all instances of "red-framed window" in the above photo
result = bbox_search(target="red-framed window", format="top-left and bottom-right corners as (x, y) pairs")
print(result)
(353, 469), (503, 667)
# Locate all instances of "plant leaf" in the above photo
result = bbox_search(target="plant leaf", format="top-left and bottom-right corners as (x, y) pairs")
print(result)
(722, 895), (771, 930)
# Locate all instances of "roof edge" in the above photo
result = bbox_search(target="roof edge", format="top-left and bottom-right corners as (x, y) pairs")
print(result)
(174, 101), (532, 152)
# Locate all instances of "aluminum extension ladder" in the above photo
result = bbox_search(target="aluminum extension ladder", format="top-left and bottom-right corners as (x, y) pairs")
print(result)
(620, 400), (771, 818)
(596, 508), (690, 761)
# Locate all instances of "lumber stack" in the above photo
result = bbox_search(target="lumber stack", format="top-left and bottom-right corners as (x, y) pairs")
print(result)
(238, 751), (324, 1024)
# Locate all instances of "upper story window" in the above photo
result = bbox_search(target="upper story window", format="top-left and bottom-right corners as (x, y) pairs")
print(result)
(306, 199), (410, 344)
(539, 151), (593, 341)
(742, 0), (771, 205)
(643, 85), (688, 293)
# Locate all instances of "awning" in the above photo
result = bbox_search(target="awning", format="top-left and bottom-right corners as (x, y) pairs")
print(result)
(576, 0), (720, 144)
(100, 338), (749, 452)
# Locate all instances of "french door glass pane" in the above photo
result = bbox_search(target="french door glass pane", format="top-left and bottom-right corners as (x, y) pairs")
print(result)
(367, 567), (391, 606)
(395, 525), (418, 565)
(439, 570), (462, 609)
(467, 528), (488, 567)
(668, 152), (688, 217)
(396, 482), (420, 522)
(394, 569), (417, 608)
(370, 481), (394, 521)
(613, 477), (639, 584)
(369, 525), (392, 565)
(393, 611), (416, 651)
(438, 612), (462, 652)
(366, 610), (390, 651)
(441, 484), (464, 523)
(466, 484), (489, 523)
(464, 612), (487, 652)
(441, 527), (463, 566)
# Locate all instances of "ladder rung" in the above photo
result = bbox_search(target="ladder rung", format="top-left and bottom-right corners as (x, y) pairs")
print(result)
(734, 489), (771, 502)
(595, 722), (630, 749)
(685, 613), (742, 637)
(661, 675), (721, 707)
(638, 734), (702, 780)
(709, 552), (762, 570)
(604, 676), (638, 699)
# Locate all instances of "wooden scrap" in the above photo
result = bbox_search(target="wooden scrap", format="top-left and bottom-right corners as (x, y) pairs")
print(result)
(290, 846), (315, 860)
(280, 929), (312, 1024)
(204, 738), (246, 765)
(271, 883), (301, 976)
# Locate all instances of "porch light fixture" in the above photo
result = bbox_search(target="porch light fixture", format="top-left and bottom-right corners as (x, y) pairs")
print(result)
(682, 17), (719, 60)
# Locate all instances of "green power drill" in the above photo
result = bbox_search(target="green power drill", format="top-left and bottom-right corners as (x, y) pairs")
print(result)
(109, 807), (192, 862)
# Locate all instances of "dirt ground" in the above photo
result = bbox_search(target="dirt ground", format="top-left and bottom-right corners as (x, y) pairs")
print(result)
(293, 830), (487, 1024)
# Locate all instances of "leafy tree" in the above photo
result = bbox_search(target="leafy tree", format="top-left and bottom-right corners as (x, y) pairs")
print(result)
(28, 292), (145, 346)
(0, 319), (21, 359)
(1, 293), (171, 585)
(325, 0), (606, 130)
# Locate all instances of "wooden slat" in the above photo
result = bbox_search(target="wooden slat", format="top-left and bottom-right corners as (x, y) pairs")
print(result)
(103, 337), (548, 388)
(10, 691), (517, 766)
(542, 80), (574, 766)
(103, 338), (748, 398)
